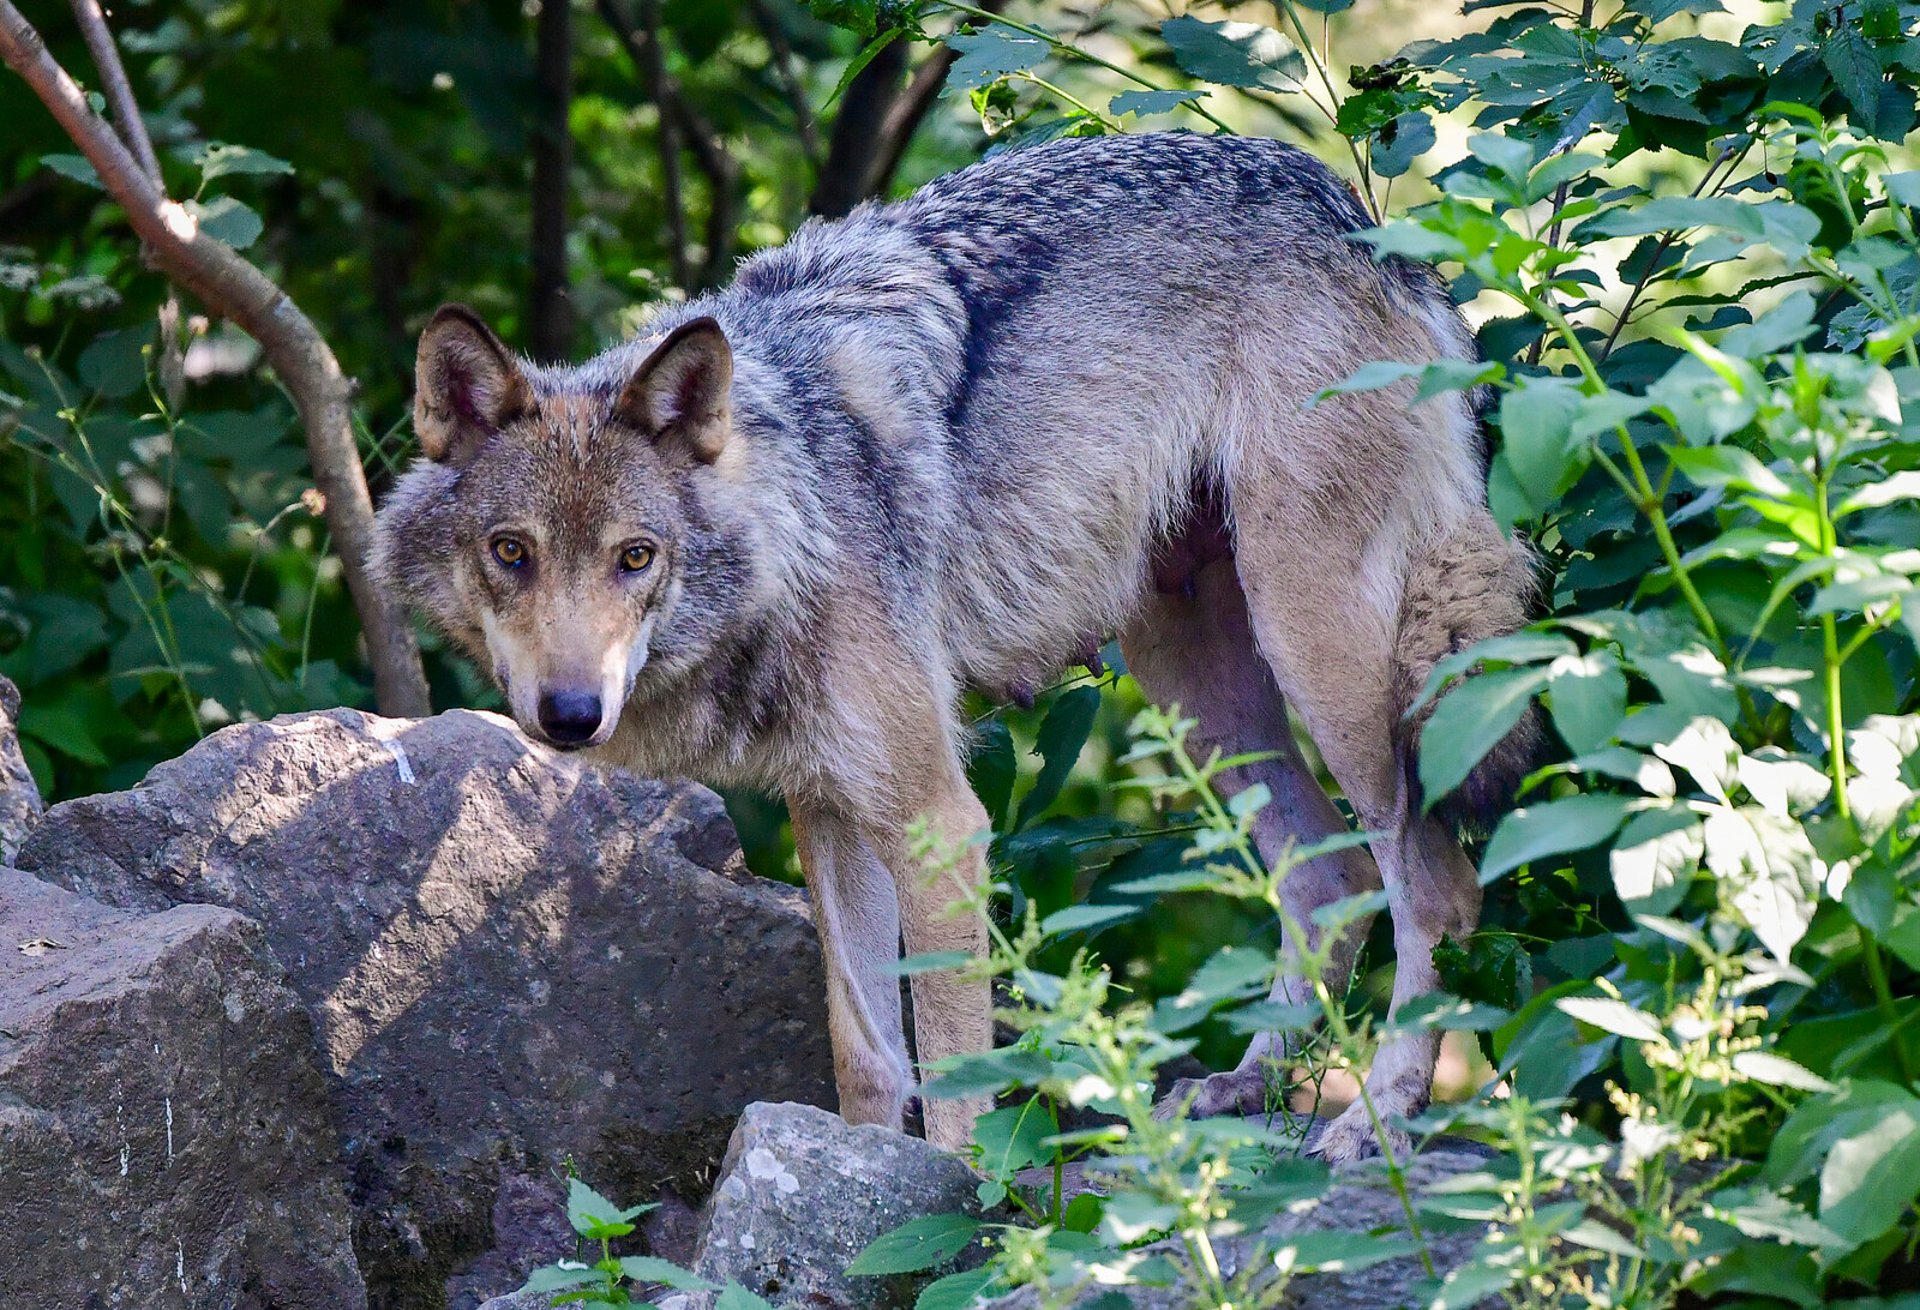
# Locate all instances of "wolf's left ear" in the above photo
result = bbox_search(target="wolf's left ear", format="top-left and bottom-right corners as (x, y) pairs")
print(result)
(616, 317), (733, 463)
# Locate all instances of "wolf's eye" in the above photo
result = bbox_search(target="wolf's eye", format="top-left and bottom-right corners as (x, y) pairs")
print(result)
(619, 543), (655, 574)
(491, 537), (527, 568)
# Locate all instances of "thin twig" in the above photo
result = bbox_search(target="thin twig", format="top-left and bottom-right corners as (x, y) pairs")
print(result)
(529, 0), (574, 359)
(647, 0), (690, 288)
(69, 0), (187, 407)
(1597, 140), (1744, 362)
(596, 0), (740, 285)
(69, 0), (159, 183)
(746, 0), (822, 166)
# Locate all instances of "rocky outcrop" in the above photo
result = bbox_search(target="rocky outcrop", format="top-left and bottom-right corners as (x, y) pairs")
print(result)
(0, 675), (43, 862)
(0, 867), (366, 1309)
(17, 708), (837, 1310)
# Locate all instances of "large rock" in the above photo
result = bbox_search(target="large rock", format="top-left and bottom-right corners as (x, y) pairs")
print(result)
(0, 867), (365, 1308)
(0, 675), (42, 862)
(17, 708), (836, 1310)
(693, 1102), (990, 1310)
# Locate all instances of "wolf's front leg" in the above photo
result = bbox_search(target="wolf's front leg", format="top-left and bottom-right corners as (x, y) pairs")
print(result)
(860, 768), (993, 1152)
(789, 797), (915, 1129)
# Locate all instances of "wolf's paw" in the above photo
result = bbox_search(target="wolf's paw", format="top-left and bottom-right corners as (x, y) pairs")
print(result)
(1306, 1103), (1411, 1166)
(1152, 1067), (1275, 1122)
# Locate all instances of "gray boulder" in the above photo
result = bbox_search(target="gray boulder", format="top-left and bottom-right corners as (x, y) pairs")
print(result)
(0, 675), (42, 862)
(693, 1101), (990, 1310)
(17, 708), (836, 1310)
(0, 867), (365, 1309)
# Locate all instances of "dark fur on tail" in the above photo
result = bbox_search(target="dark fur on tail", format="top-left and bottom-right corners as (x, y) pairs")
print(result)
(1391, 512), (1544, 837)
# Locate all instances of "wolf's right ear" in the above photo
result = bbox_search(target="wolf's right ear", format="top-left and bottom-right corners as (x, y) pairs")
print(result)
(414, 305), (533, 464)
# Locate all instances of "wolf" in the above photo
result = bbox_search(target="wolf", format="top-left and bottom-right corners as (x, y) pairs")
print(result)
(371, 131), (1537, 1162)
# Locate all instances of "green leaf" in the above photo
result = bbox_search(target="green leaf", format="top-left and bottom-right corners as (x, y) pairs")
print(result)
(1017, 686), (1100, 826)
(1499, 376), (1587, 513)
(1732, 1050), (1835, 1093)
(616, 1258), (718, 1291)
(946, 27), (1048, 90)
(1823, 26), (1887, 137)
(195, 142), (295, 181)
(1159, 16), (1304, 92)
(1557, 995), (1666, 1043)
(1838, 470), (1920, 515)
(41, 153), (103, 189)
(17, 702), (110, 766)
(972, 1100), (1057, 1179)
(520, 1262), (600, 1294)
(1820, 1103), (1920, 1246)
(1580, 196), (1820, 259)
(1418, 665), (1552, 805)
(1609, 807), (1700, 914)
(1273, 1229), (1419, 1273)
(1103, 1189), (1179, 1242)
(78, 326), (152, 399)
(1563, 1219), (1645, 1258)
(1371, 111), (1435, 178)
(916, 1266), (999, 1310)
(968, 719), (1017, 828)
(889, 949), (973, 976)
(846, 1214), (981, 1276)
(1040, 903), (1134, 936)
(1480, 794), (1634, 882)
(1665, 445), (1795, 499)
(184, 196), (264, 250)
(1110, 88), (1204, 116)
(824, 26), (903, 105)
(716, 1282), (781, 1310)
(1547, 651), (1627, 754)
(922, 1046), (1051, 1098)
(566, 1177), (650, 1237)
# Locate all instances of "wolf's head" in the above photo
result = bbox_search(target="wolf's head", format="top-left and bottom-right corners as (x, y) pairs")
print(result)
(372, 304), (756, 751)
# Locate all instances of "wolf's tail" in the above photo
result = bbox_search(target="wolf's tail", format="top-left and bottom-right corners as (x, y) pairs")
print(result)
(1390, 510), (1544, 836)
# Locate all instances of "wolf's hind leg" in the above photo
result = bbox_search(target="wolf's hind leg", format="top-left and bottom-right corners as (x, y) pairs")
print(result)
(1229, 504), (1482, 1164)
(790, 797), (915, 1129)
(1122, 558), (1383, 1122)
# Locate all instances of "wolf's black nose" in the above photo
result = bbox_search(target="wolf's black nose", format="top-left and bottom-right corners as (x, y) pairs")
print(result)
(537, 690), (602, 745)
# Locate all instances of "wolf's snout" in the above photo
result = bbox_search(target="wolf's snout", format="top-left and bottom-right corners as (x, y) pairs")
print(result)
(536, 689), (603, 747)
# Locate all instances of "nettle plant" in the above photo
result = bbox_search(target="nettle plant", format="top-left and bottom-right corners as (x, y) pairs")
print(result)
(784, 0), (1920, 1307)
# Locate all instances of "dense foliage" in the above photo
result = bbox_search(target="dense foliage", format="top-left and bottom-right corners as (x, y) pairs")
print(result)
(6, 0), (1920, 1306)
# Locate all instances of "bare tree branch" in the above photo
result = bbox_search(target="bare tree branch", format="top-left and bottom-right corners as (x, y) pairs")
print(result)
(70, 0), (159, 183)
(809, 35), (905, 219)
(70, 0), (186, 408)
(864, 41), (963, 200)
(638, 0), (690, 289)
(596, 0), (741, 289)
(529, 0), (574, 361)
(0, 1), (432, 718)
(746, 0), (821, 167)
